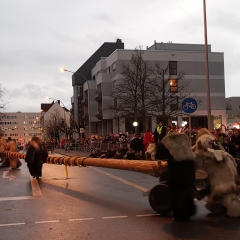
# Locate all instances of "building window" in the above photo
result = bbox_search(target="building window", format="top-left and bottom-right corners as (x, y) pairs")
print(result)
(93, 75), (95, 80)
(107, 66), (110, 73)
(112, 62), (116, 72)
(169, 79), (178, 93)
(114, 98), (117, 107)
(169, 61), (177, 75)
(113, 80), (116, 90)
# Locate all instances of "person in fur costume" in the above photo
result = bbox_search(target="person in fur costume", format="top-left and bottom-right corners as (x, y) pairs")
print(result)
(25, 136), (48, 179)
(0, 138), (10, 167)
(192, 128), (240, 217)
(145, 142), (156, 160)
(6, 137), (22, 169)
(157, 133), (197, 221)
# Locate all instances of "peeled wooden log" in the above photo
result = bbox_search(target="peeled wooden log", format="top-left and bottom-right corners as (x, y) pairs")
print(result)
(1, 151), (167, 177)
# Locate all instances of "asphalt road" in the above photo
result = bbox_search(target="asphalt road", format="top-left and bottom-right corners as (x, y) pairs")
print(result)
(0, 150), (240, 240)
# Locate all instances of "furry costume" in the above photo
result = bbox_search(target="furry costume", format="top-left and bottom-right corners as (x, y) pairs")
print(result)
(145, 142), (156, 160)
(158, 133), (196, 221)
(6, 140), (22, 169)
(25, 136), (48, 179)
(0, 138), (9, 167)
(193, 128), (240, 217)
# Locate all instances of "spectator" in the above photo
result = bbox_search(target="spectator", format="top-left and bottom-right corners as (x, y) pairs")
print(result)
(119, 145), (129, 158)
(113, 150), (122, 159)
(143, 130), (153, 151)
(222, 137), (230, 153)
(130, 134), (143, 153)
(126, 148), (136, 160)
(229, 129), (240, 158)
(154, 122), (166, 144)
(166, 126), (174, 135)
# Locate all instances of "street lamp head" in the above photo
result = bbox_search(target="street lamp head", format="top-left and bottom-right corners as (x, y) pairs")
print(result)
(133, 121), (138, 127)
(60, 68), (67, 72)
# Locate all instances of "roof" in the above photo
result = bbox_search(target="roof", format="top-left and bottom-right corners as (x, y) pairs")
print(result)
(41, 102), (54, 112)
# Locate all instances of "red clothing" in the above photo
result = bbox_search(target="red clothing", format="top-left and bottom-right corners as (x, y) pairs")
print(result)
(143, 131), (154, 151)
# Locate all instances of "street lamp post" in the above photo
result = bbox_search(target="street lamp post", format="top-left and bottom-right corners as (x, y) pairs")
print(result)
(203, 0), (211, 130)
(133, 121), (138, 134)
(61, 68), (91, 147)
(47, 97), (67, 150)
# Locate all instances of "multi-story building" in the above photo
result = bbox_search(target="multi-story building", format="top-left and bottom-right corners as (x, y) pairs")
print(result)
(226, 97), (240, 128)
(71, 39), (124, 139)
(71, 40), (226, 137)
(0, 112), (41, 144)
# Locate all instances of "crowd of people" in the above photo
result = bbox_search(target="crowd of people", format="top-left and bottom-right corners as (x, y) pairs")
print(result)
(87, 123), (240, 161)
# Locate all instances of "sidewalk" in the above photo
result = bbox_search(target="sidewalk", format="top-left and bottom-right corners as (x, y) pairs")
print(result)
(54, 149), (90, 158)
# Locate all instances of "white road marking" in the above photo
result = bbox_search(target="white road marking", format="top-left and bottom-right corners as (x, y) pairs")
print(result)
(2, 171), (9, 178)
(102, 216), (128, 219)
(0, 223), (25, 227)
(91, 167), (148, 192)
(9, 175), (16, 181)
(35, 220), (59, 224)
(136, 213), (161, 217)
(30, 177), (42, 197)
(0, 196), (41, 201)
(69, 218), (94, 222)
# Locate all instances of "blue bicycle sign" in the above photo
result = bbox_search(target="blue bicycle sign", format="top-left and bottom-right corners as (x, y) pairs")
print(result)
(182, 98), (198, 114)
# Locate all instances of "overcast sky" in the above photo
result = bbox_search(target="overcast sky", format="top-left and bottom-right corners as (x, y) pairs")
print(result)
(1, 0), (239, 113)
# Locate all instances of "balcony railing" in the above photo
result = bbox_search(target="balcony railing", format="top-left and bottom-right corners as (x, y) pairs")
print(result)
(95, 110), (103, 120)
(94, 91), (102, 102)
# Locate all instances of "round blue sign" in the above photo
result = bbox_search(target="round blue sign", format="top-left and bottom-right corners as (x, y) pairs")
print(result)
(182, 98), (198, 114)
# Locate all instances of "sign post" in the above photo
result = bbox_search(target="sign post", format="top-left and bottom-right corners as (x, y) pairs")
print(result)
(80, 128), (84, 147)
(182, 98), (198, 141)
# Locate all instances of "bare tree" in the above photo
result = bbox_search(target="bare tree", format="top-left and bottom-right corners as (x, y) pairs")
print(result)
(0, 84), (8, 112)
(43, 110), (65, 143)
(68, 114), (89, 140)
(107, 48), (153, 131)
(106, 48), (195, 132)
(148, 63), (191, 125)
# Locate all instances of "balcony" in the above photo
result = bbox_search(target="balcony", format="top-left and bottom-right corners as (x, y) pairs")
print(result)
(94, 91), (102, 102)
(95, 110), (103, 120)
(81, 98), (88, 106)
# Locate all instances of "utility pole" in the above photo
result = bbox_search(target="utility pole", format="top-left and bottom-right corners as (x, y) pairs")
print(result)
(203, 0), (211, 130)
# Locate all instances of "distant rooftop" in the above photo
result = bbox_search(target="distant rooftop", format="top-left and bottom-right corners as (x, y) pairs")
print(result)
(147, 41), (211, 52)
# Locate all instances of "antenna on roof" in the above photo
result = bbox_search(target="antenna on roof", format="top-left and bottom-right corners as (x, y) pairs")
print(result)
(115, 37), (122, 43)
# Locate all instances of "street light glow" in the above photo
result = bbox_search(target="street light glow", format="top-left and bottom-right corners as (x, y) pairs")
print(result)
(133, 121), (138, 127)
(61, 68), (91, 143)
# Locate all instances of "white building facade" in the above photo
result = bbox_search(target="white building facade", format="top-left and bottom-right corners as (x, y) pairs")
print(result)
(0, 112), (41, 143)
(40, 100), (71, 141)
(72, 41), (226, 137)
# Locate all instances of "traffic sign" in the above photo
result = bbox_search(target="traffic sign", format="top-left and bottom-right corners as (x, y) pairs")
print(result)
(182, 98), (198, 114)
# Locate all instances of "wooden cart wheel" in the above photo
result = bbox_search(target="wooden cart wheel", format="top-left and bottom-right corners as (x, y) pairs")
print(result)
(148, 184), (172, 215)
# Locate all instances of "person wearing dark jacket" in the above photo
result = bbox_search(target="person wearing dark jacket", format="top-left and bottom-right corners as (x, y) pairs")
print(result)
(229, 129), (240, 158)
(130, 134), (143, 152)
(156, 133), (197, 221)
(25, 136), (48, 179)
